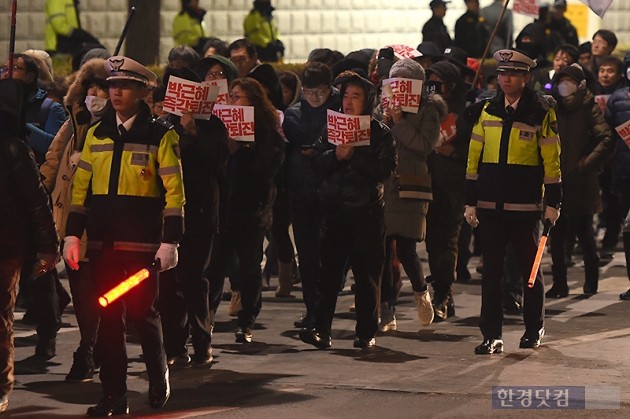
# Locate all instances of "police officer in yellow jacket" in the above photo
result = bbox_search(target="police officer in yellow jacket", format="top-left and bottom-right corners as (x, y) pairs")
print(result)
(63, 56), (185, 416)
(465, 49), (562, 355)
(45, 0), (100, 55)
(244, 0), (284, 62)
(172, 0), (208, 55)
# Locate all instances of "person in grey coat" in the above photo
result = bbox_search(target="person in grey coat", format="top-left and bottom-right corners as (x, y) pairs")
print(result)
(380, 59), (448, 330)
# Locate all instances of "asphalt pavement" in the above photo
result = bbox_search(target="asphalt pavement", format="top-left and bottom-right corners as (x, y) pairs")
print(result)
(6, 245), (630, 418)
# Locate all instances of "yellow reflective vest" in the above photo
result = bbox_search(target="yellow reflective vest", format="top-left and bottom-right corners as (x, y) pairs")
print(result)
(66, 104), (185, 254)
(45, 0), (79, 51)
(172, 11), (206, 49)
(244, 10), (279, 48)
(465, 89), (562, 213)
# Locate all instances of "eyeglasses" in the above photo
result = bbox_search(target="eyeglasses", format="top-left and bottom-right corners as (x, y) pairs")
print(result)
(302, 87), (329, 98)
(0, 65), (25, 76)
(205, 70), (225, 79)
(230, 94), (249, 102)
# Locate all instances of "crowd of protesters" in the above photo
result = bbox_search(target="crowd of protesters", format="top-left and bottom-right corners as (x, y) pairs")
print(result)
(0, 0), (629, 414)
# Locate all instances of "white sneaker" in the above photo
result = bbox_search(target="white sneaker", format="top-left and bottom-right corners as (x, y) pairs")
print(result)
(378, 304), (397, 332)
(228, 291), (242, 317)
(415, 289), (434, 326)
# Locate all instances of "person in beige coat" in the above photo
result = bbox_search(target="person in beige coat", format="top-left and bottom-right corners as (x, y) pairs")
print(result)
(40, 57), (110, 382)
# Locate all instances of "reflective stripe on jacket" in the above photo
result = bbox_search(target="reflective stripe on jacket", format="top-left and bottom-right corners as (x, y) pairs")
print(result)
(45, 0), (79, 51)
(465, 88), (562, 212)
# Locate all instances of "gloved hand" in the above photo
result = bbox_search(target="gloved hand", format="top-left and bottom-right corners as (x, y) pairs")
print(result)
(464, 205), (479, 228)
(155, 242), (179, 272)
(545, 206), (560, 226)
(63, 236), (81, 270)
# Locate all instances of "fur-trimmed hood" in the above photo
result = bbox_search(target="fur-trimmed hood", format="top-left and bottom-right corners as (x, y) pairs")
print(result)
(64, 58), (109, 109)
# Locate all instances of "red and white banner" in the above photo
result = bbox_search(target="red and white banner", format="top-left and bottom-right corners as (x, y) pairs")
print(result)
(513, 0), (539, 17)
(437, 112), (459, 147)
(381, 77), (423, 114)
(615, 119), (630, 149)
(163, 76), (220, 119)
(203, 78), (229, 105)
(594, 94), (610, 114)
(327, 110), (371, 147)
(385, 44), (422, 60)
(212, 104), (255, 142)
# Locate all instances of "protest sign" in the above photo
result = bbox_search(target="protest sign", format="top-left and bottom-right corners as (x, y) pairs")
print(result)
(203, 78), (229, 104)
(212, 104), (255, 142)
(513, 0), (539, 17)
(381, 77), (423, 114)
(163, 76), (219, 119)
(615, 119), (630, 149)
(594, 94), (610, 114)
(386, 44), (422, 60)
(437, 112), (459, 147)
(327, 110), (371, 147)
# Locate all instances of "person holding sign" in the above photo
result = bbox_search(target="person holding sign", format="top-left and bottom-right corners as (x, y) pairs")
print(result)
(64, 56), (184, 415)
(604, 52), (630, 285)
(379, 59), (447, 331)
(299, 73), (396, 350)
(466, 50), (561, 355)
(547, 64), (613, 298)
(206, 78), (284, 344)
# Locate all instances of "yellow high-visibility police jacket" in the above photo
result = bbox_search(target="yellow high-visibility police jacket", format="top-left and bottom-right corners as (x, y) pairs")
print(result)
(465, 88), (562, 213)
(45, 0), (79, 51)
(66, 103), (185, 255)
(172, 11), (206, 49)
(244, 10), (279, 48)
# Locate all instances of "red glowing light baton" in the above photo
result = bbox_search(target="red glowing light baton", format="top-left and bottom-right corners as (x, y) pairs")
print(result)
(527, 220), (552, 289)
(98, 261), (158, 307)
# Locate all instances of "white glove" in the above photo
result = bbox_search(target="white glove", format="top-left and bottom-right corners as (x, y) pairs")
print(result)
(155, 242), (179, 272)
(464, 205), (479, 228)
(545, 206), (560, 226)
(63, 236), (81, 271)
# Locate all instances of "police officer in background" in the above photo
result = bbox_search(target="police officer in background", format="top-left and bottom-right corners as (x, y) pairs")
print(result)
(64, 56), (185, 416)
(465, 50), (562, 355)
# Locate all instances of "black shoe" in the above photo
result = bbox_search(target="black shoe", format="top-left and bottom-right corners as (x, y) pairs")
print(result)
(65, 347), (95, 382)
(293, 313), (311, 328)
(87, 395), (129, 416)
(598, 251), (614, 267)
(620, 288), (630, 300)
(474, 339), (504, 354)
(583, 282), (598, 296)
(545, 284), (569, 298)
(433, 292), (455, 322)
(192, 348), (213, 365)
(456, 268), (471, 283)
(148, 370), (170, 409)
(519, 328), (545, 349)
(235, 327), (253, 343)
(167, 354), (191, 367)
(353, 337), (376, 348)
(34, 338), (56, 360)
(299, 328), (332, 349)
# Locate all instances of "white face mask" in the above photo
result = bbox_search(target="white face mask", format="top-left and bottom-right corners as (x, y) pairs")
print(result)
(557, 80), (578, 98)
(84, 95), (108, 117)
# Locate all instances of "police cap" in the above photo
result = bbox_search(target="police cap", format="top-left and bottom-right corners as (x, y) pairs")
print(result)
(104, 56), (157, 86)
(493, 49), (537, 73)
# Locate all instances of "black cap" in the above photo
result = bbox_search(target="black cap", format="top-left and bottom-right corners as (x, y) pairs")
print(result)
(430, 0), (450, 8)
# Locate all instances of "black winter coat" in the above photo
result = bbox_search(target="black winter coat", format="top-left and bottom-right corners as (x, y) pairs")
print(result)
(0, 133), (58, 259)
(312, 119), (396, 213)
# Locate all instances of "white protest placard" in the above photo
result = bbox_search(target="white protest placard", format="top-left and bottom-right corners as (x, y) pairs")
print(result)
(163, 76), (220, 119)
(381, 77), (423, 114)
(203, 78), (229, 105)
(594, 94), (610, 114)
(386, 45), (422, 60)
(212, 104), (255, 142)
(513, 0), (539, 17)
(327, 109), (371, 147)
(615, 119), (630, 149)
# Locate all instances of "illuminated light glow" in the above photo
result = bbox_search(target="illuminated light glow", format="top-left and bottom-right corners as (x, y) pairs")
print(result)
(99, 268), (151, 307)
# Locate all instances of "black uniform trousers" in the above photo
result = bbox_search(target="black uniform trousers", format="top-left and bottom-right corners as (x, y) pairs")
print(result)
(91, 250), (166, 398)
(206, 224), (266, 332)
(67, 261), (99, 351)
(478, 212), (544, 339)
(314, 206), (385, 340)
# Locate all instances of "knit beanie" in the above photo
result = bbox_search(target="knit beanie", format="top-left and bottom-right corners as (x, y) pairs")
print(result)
(389, 58), (425, 81)
(556, 63), (585, 83)
(426, 60), (462, 84)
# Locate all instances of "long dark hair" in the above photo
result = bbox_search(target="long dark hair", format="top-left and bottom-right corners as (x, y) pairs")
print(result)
(229, 77), (280, 137)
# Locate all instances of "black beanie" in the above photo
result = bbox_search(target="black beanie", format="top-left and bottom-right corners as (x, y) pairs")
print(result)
(556, 63), (585, 83)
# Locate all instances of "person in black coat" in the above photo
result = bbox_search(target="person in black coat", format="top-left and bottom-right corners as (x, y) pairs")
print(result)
(299, 73), (396, 349)
(422, 0), (453, 52)
(0, 78), (59, 414)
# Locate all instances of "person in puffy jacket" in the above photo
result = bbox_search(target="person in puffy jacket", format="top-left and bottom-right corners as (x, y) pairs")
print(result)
(299, 73), (396, 350)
